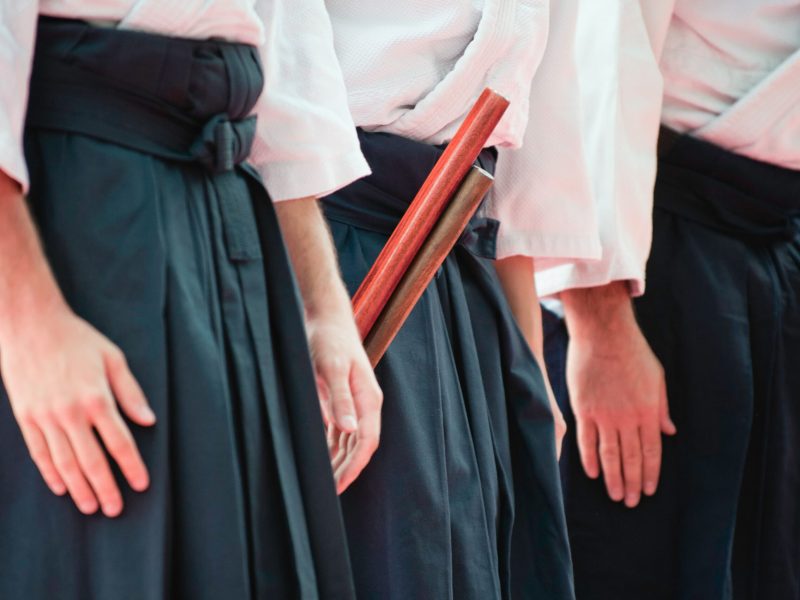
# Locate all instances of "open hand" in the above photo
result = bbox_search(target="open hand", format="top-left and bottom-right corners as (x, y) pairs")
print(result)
(307, 317), (382, 494)
(567, 318), (675, 508)
(2, 307), (155, 517)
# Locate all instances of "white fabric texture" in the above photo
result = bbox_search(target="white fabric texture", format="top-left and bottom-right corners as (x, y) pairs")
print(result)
(536, 0), (800, 297)
(327, 0), (608, 271)
(3, 0), (624, 278)
(532, 0), (666, 297)
(661, 0), (800, 170)
(0, 0), (370, 201)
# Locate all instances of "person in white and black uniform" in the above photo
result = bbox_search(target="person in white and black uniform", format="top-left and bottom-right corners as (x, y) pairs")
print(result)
(313, 0), (627, 597)
(0, 2), (383, 598)
(538, 2), (800, 598)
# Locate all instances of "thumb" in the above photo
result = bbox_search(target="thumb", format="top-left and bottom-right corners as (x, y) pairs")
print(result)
(105, 347), (156, 427)
(318, 358), (358, 433)
(659, 385), (676, 435)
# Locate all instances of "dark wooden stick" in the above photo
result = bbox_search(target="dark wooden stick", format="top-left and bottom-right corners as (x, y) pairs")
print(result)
(352, 89), (509, 340)
(364, 166), (494, 367)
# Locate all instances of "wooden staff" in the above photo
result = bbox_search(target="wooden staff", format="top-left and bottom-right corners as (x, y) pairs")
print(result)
(352, 89), (509, 340)
(364, 166), (494, 367)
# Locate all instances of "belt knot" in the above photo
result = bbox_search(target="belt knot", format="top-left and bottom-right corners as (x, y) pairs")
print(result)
(190, 114), (257, 173)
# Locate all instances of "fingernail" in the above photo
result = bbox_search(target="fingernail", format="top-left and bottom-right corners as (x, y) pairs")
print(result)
(625, 493), (638, 507)
(139, 406), (156, 423)
(51, 482), (67, 496)
(644, 482), (656, 496)
(79, 500), (99, 514)
(340, 415), (357, 432)
(103, 500), (123, 518)
(132, 475), (150, 492)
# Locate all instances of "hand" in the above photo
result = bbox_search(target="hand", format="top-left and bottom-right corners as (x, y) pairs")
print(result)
(491, 257), (565, 457)
(567, 319), (675, 507)
(2, 306), (155, 517)
(307, 315), (382, 494)
(545, 377), (567, 459)
(271, 196), (383, 494)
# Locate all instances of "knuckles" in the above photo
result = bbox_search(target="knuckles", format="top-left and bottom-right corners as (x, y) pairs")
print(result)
(80, 394), (111, 419)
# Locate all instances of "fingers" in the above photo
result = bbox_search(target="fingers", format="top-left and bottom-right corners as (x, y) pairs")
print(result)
(332, 362), (382, 494)
(334, 372), (381, 495)
(40, 419), (99, 515)
(317, 358), (357, 433)
(619, 427), (643, 508)
(659, 384), (677, 435)
(62, 407), (124, 517)
(334, 431), (375, 495)
(105, 348), (156, 427)
(576, 418), (600, 479)
(317, 376), (332, 426)
(93, 407), (150, 493)
(640, 418), (662, 497)
(19, 384), (149, 517)
(597, 425), (624, 503)
(18, 420), (66, 496)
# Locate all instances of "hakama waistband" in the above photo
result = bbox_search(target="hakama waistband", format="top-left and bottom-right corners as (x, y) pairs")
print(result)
(656, 127), (800, 242)
(27, 17), (262, 171)
(20, 20), (358, 598)
(26, 17), (266, 263)
(322, 130), (501, 259)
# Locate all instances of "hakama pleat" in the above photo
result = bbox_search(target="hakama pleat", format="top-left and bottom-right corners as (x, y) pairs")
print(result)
(323, 131), (573, 600)
(549, 131), (800, 600)
(0, 18), (354, 600)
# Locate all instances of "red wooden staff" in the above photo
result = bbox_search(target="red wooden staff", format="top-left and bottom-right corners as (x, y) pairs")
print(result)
(363, 166), (495, 367)
(352, 88), (510, 340)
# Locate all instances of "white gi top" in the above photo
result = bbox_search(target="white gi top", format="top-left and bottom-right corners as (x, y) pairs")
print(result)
(2, 0), (611, 280)
(1, 0), (369, 201)
(661, 0), (800, 170)
(327, 0), (603, 266)
(536, 0), (800, 298)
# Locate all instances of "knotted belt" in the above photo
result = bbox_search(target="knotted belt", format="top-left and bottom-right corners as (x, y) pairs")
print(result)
(26, 17), (264, 262)
(656, 127), (800, 243)
(322, 130), (501, 260)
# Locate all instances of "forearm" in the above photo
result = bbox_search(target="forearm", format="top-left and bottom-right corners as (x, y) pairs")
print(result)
(273, 197), (353, 322)
(0, 171), (68, 344)
(494, 255), (544, 362)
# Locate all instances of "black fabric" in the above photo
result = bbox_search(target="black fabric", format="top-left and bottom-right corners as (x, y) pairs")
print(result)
(0, 18), (354, 600)
(321, 131), (574, 600)
(322, 130), (501, 259)
(550, 132), (800, 599)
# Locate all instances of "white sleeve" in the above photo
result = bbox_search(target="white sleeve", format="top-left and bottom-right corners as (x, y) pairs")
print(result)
(489, 0), (601, 265)
(535, 0), (670, 298)
(250, 0), (370, 201)
(0, 1), (38, 191)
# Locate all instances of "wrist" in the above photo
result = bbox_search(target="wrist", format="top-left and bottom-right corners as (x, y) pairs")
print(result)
(0, 283), (70, 345)
(302, 278), (354, 324)
(561, 282), (638, 343)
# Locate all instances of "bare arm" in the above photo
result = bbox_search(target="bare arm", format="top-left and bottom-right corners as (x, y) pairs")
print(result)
(0, 171), (155, 518)
(274, 197), (382, 494)
(561, 282), (675, 507)
(494, 255), (566, 456)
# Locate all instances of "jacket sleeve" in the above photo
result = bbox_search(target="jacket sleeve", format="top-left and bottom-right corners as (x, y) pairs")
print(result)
(534, 0), (671, 297)
(489, 0), (601, 267)
(0, 1), (38, 191)
(492, 0), (672, 297)
(250, 0), (370, 201)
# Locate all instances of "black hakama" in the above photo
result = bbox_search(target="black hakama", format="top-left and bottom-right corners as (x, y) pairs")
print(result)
(0, 18), (355, 600)
(322, 131), (574, 600)
(548, 129), (800, 599)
